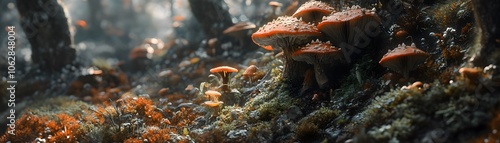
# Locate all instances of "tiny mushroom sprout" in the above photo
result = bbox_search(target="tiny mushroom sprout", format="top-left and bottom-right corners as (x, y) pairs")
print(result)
(317, 5), (381, 48)
(251, 16), (321, 85)
(379, 43), (430, 79)
(292, 39), (344, 88)
(292, 0), (335, 24)
(210, 66), (239, 92)
(205, 90), (222, 102)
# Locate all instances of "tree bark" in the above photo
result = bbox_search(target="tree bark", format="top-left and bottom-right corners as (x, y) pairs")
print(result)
(16, 0), (76, 72)
(471, 0), (500, 66)
(188, 0), (233, 38)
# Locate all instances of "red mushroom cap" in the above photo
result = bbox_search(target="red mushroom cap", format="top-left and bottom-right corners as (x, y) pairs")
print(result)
(293, 0), (335, 24)
(292, 39), (343, 64)
(251, 16), (321, 49)
(379, 43), (430, 78)
(317, 5), (380, 46)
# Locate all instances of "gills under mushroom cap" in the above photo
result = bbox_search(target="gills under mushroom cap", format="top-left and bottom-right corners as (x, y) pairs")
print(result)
(292, 40), (343, 87)
(292, 39), (343, 64)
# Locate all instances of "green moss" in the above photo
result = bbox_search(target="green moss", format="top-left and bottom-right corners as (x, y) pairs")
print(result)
(26, 96), (91, 119)
(295, 122), (320, 142)
(357, 76), (500, 142)
(298, 107), (341, 128)
(256, 94), (296, 121)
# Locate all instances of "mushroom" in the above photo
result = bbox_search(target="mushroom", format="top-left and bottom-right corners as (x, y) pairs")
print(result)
(379, 43), (430, 79)
(205, 90), (222, 102)
(128, 45), (154, 71)
(317, 5), (381, 48)
(210, 66), (239, 92)
(459, 67), (484, 83)
(223, 22), (257, 47)
(292, 39), (344, 88)
(204, 101), (223, 108)
(243, 65), (258, 82)
(292, 0), (335, 24)
(269, 1), (283, 15)
(252, 16), (321, 86)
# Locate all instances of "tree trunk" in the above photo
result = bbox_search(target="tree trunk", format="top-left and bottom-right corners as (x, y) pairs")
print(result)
(471, 0), (500, 66)
(188, 0), (233, 38)
(16, 0), (76, 72)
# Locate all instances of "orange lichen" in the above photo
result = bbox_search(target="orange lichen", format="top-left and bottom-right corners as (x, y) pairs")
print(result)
(141, 128), (171, 142)
(0, 113), (85, 142)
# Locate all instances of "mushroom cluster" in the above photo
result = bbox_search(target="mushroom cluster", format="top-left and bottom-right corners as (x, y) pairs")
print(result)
(251, 0), (381, 92)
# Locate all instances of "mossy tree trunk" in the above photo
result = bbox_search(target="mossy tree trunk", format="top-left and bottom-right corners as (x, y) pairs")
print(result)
(471, 0), (500, 66)
(16, 0), (76, 72)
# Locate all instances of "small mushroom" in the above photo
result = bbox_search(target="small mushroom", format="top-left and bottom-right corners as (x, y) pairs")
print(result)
(292, 40), (344, 88)
(243, 65), (258, 82)
(269, 1), (283, 15)
(379, 43), (430, 79)
(203, 101), (223, 108)
(459, 67), (484, 84)
(292, 0), (335, 24)
(205, 90), (222, 102)
(223, 22), (257, 47)
(210, 66), (239, 92)
(252, 16), (321, 86)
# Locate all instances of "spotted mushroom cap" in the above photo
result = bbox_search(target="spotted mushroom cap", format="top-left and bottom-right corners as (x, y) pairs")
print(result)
(379, 43), (430, 77)
(223, 22), (257, 38)
(251, 16), (321, 49)
(292, 39), (343, 64)
(210, 66), (239, 73)
(317, 5), (381, 45)
(292, 0), (335, 24)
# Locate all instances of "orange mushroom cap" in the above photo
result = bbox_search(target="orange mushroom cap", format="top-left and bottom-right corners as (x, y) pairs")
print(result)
(204, 101), (223, 107)
(209, 66), (239, 73)
(251, 16), (321, 48)
(293, 0), (335, 23)
(205, 90), (222, 97)
(243, 65), (258, 76)
(379, 43), (429, 78)
(261, 45), (274, 51)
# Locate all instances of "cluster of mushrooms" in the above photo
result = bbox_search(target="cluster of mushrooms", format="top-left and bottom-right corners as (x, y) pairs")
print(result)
(251, 0), (430, 93)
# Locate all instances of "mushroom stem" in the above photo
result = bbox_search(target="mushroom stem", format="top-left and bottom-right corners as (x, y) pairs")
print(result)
(300, 69), (317, 95)
(283, 50), (310, 88)
(218, 72), (231, 92)
(313, 63), (330, 88)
